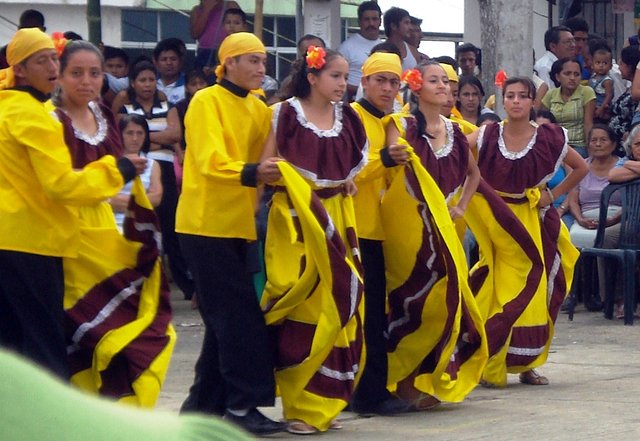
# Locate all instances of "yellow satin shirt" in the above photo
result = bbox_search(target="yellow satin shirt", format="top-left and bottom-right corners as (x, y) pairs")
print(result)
(351, 101), (390, 241)
(0, 88), (124, 257)
(176, 83), (271, 240)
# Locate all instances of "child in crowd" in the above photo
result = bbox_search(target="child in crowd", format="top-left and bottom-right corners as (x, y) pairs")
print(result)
(223, 8), (248, 34)
(103, 45), (129, 79)
(589, 46), (613, 122)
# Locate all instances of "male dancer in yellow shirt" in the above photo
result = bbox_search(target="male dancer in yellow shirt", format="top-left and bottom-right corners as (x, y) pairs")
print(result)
(175, 32), (284, 436)
(0, 28), (144, 379)
(350, 52), (410, 415)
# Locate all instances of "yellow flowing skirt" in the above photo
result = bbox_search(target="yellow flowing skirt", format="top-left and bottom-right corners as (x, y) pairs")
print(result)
(64, 179), (176, 407)
(261, 163), (365, 431)
(382, 149), (487, 402)
(465, 187), (578, 386)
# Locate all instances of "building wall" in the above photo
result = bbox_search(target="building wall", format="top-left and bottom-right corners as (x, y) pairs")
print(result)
(464, 0), (554, 64)
(0, 3), (125, 46)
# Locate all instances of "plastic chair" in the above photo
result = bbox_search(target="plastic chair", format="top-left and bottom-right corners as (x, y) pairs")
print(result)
(578, 179), (640, 325)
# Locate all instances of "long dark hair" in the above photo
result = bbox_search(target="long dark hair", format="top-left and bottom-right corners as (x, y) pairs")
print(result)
(411, 60), (446, 139)
(456, 74), (485, 117)
(502, 76), (537, 100)
(118, 113), (151, 154)
(283, 48), (344, 99)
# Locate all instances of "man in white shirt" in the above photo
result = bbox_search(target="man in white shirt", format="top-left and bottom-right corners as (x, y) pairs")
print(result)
(153, 38), (187, 105)
(383, 7), (419, 72)
(338, 1), (382, 101)
(534, 25), (576, 88)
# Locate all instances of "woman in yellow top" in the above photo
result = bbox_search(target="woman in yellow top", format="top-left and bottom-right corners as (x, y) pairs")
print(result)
(382, 61), (487, 410)
(260, 47), (367, 434)
(0, 28), (143, 380)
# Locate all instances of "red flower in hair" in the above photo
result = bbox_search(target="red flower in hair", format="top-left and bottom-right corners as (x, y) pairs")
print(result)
(306, 45), (326, 70)
(495, 69), (508, 87)
(51, 32), (69, 57)
(402, 68), (423, 92)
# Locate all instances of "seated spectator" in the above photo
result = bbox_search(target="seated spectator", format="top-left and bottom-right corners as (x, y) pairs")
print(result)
(153, 38), (187, 104)
(534, 26), (576, 89)
(610, 122), (640, 184)
(608, 124), (640, 318)
(567, 125), (621, 307)
(569, 124), (621, 247)
(110, 114), (163, 232)
(542, 57), (595, 157)
(103, 46), (129, 79)
(609, 45), (640, 144)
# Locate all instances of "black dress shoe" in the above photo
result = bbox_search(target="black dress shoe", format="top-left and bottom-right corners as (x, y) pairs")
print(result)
(350, 397), (410, 416)
(223, 408), (286, 435)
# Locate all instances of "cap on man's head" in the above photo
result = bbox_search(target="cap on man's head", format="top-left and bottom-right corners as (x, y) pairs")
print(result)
(362, 52), (402, 78)
(215, 32), (265, 81)
(0, 28), (54, 89)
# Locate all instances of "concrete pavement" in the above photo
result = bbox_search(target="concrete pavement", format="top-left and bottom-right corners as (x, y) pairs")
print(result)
(158, 292), (640, 440)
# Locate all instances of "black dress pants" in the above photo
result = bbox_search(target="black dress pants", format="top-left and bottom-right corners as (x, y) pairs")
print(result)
(0, 249), (70, 380)
(156, 160), (194, 298)
(351, 238), (393, 405)
(179, 234), (275, 415)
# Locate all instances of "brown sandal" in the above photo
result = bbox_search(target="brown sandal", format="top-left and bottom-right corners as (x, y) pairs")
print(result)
(519, 369), (549, 386)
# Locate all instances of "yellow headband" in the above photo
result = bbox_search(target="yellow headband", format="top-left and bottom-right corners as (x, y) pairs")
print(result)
(361, 52), (402, 79)
(214, 32), (266, 81)
(440, 63), (458, 83)
(0, 28), (55, 90)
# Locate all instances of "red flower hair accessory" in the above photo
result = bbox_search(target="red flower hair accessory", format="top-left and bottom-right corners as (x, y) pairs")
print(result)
(306, 45), (326, 70)
(51, 32), (69, 57)
(402, 68), (423, 92)
(495, 69), (508, 87)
